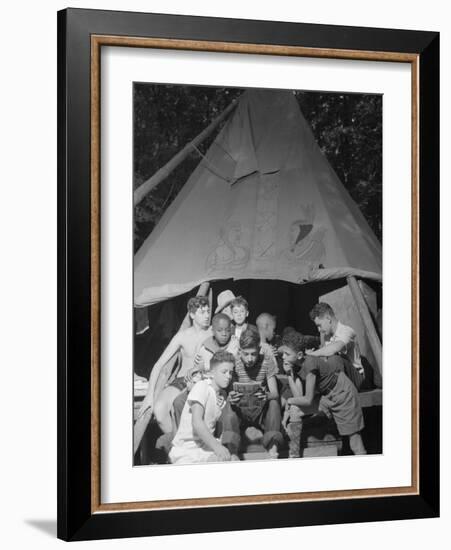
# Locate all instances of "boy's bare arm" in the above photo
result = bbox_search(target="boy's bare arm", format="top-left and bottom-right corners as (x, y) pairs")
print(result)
(306, 340), (344, 357)
(191, 403), (230, 460)
(288, 373), (316, 407)
(265, 375), (279, 401)
(287, 373), (302, 398)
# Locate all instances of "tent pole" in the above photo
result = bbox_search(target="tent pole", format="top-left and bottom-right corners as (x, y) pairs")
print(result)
(346, 276), (383, 381)
(134, 100), (238, 207)
(134, 281), (211, 456)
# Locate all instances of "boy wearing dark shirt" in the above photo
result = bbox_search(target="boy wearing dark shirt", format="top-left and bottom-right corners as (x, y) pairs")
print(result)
(289, 340), (366, 454)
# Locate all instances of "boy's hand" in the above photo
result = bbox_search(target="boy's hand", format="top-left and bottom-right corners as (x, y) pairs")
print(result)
(305, 349), (315, 356)
(283, 362), (294, 376)
(254, 389), (267, 402)
(227, 390), (242, 405)
(214, 445), (231, 461)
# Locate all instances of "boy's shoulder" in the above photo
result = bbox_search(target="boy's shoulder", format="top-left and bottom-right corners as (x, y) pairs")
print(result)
(333, 322), (356, 341)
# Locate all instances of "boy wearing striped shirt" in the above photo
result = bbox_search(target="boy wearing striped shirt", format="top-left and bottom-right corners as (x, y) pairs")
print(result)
(222, 326), (283, 458)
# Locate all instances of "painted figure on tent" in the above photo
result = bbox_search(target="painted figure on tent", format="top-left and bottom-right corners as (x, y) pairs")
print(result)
(281, 204), (327, 280)
(206, 220), (250, 274)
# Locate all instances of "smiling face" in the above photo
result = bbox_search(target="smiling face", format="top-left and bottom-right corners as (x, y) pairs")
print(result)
(231, 305), (248, 327)
(240, 347), (259, 369)
(190, 305), (210, 329)
(212, 317), (232, 346)
(210, 361), (234, 390)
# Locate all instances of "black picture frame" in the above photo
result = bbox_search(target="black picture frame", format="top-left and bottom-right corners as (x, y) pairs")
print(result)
(57, 8), (439, 542)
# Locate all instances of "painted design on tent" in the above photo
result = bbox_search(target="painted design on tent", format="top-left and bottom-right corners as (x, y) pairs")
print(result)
(206, 218), (251, 273)
(281, 203), (327, 280)
(253, 177), (280, 261)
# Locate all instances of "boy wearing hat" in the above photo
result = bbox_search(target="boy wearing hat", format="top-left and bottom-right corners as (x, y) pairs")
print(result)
(215, 289), (236, 320)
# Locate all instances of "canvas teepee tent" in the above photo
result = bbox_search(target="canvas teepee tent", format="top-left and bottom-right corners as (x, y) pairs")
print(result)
(133, 88), (383, 455)
(135, 88), (381, 303)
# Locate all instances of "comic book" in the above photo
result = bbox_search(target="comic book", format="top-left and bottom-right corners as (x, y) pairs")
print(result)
(233, 381), (265, 422)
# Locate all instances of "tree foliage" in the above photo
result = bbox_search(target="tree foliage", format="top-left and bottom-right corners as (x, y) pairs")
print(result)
(133, 84), (381, 251)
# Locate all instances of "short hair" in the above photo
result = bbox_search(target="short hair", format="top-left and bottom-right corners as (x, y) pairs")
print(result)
(256, 313), (276, 327)
(282, 326), (296, 338)
(239, 325), (260, 350)
(281, 331), (306, 353)
(309, 302), (335, 321)
(230, 296), (249, 311)
(187, 296), (209, 314)
(210, 350), (235, 370)
(211, 313), (232, 328)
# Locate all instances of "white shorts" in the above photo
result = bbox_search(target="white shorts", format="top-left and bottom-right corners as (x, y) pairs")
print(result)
(169, 441), (217, 464)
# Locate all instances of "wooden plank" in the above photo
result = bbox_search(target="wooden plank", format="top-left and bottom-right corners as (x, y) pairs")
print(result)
(303, 446), (338, 458)
(134, 100), (238, 206)
(359, 388), (383, 408)
(347, 275), (383, 381)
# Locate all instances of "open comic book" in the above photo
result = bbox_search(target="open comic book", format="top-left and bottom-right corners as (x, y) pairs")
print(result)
(233, 381), (265, 422)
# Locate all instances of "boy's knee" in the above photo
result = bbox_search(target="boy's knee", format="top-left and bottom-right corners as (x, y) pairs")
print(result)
(154, 398), (173, 433)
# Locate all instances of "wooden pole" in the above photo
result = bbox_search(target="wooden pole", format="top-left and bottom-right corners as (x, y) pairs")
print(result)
(346, 275), (383, 381)
(133, 282), (211, 455)
(133, 100), (238, 207)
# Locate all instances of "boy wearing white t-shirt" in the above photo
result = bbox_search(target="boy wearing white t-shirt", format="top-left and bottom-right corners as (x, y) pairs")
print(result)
(306, 302), (365, 390)
(169, 350), (236, 464)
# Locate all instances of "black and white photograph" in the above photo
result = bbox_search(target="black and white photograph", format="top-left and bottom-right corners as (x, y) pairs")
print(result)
(132, 84), (383, 466)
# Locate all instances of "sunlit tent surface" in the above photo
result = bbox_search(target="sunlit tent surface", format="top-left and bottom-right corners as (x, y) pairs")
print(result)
(134, 89), (382, 308)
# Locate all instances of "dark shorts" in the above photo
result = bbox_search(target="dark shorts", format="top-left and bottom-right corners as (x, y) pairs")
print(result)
(319, 371), (364, 436)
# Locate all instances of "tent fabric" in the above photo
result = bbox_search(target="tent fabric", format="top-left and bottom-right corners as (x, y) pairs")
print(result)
(134, 89), (382, 307)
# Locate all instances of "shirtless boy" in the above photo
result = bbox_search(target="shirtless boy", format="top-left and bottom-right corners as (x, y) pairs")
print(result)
(137, 296), (211, 434)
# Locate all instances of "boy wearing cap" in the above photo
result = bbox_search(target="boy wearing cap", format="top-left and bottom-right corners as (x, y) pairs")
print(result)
(215, 289), (236, 321)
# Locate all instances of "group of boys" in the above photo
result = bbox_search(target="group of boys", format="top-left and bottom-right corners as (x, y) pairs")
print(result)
(137, 291), (367, 464)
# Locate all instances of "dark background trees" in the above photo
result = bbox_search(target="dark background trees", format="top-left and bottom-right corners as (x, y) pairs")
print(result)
(133, 84), (382, 251)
